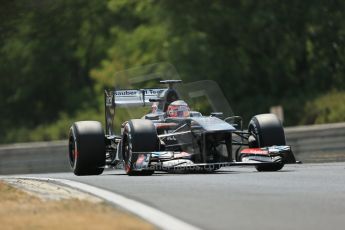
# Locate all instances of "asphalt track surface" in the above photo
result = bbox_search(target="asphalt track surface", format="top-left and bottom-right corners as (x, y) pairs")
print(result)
(7, 163), (345, 230)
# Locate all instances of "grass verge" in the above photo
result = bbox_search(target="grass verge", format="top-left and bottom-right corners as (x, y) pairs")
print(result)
(0, 180), (155, 230)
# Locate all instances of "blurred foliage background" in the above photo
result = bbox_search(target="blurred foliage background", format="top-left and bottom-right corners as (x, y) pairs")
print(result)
(1, 0), (344, 143)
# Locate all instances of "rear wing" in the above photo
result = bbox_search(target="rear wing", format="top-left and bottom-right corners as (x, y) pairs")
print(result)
(114, 88), (165, 107)
(104, 88), (166, 135)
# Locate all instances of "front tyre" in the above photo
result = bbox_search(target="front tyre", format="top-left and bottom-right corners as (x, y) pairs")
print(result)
(248, 114), (285, 172)
(68, 121), (105, 175)
(122, 119), (158, 176)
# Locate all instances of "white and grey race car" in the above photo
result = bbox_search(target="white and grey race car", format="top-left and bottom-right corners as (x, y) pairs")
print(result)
(68, 80), (297, 176)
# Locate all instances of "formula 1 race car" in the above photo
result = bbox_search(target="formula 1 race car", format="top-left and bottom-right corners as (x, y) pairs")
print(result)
(68, 80), (297, 176)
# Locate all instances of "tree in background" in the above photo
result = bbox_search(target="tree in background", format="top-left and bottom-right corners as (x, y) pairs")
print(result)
(95, 0), (345, 125)
(0, 0), (115, 141)
(1, 0), (344, 143)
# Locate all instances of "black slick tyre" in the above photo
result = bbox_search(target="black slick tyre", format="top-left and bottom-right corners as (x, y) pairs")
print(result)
(122, 119), (158, 176)
(68, 121), (105, 175)
(248, 114), (285, 172)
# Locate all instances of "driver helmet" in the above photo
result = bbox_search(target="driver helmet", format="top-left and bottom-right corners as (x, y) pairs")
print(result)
(167, 100), (190, 118)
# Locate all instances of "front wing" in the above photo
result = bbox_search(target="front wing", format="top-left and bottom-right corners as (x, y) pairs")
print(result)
(130, 145), (296, 172)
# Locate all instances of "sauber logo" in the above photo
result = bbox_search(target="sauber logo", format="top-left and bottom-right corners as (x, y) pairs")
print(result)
(115, 89), (164, 97)
(115, 90), (137, 96)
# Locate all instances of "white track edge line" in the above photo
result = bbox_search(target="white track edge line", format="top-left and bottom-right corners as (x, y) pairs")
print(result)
(8, 177), (201, 230)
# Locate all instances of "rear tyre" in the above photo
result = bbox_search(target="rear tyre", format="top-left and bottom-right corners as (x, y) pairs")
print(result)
(248, 114), (285, 172)
(68, 121), (105, 175)
(122, 119), (158, 176)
